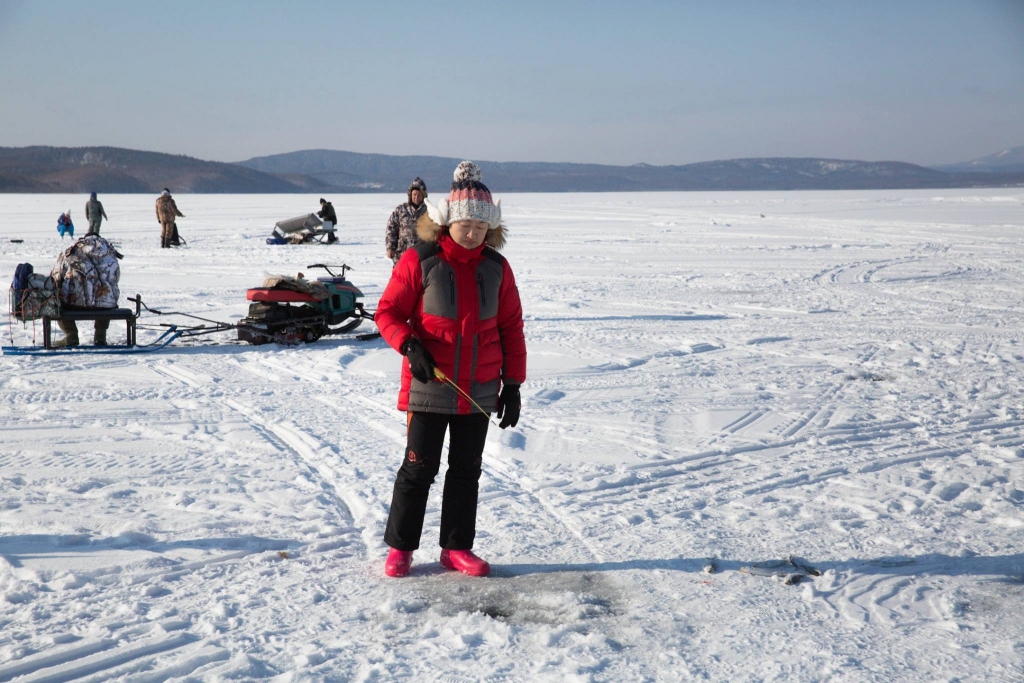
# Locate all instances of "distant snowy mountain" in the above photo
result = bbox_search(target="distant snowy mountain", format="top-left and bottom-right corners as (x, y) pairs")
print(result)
(238, 150), (1024, 193)
(2, 145), (1024, 193)
(933, 145), (1024, 174)
(0, 146), (335, 194)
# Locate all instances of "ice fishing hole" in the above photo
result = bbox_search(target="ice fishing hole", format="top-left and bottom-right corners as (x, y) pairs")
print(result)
(845, 371), (892, 382)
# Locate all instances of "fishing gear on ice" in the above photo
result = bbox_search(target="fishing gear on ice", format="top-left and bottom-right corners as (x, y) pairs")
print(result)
(3, 263), (378, 355)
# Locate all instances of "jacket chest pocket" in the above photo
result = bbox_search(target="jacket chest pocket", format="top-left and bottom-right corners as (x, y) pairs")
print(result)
(477, 274), (497, 321)
(422, 262), (458, 319)
(477, 266), (501, 321)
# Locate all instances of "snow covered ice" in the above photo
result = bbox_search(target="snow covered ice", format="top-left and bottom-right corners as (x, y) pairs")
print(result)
(1, 189), (1023, 681)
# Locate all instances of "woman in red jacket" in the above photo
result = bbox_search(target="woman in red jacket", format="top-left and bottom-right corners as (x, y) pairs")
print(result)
(375, 161), (527, 578)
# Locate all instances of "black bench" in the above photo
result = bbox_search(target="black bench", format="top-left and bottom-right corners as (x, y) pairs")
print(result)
(43, 308), (137, 349)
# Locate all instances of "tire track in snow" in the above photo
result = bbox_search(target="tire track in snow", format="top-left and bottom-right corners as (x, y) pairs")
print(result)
(258, 356), (332, 384)
(220, 397), (375, 557)
(781, 404), (837, 438)
(582, 410), (1009, 506)
(1, 347), (374, 682)
(482, 442), (608, 564)
(126, 546), (287, 588)
(572, 404), (1023, 561)
(0, 620), (219, 683)
(663, 341), (880, 463)
(550, 329), (1017, 513)
(225, 356), (281, 383)
(146, 354), (372, 552)
(575, 414), (915, 500)
(116, 644), (231, 682)
(721, 410), (764, 434)
(149, 361), (213, 388)
(814, 256), (932, 286)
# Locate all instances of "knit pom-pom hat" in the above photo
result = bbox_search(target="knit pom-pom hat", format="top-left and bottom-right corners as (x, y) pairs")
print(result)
(425, 161), (501, 229)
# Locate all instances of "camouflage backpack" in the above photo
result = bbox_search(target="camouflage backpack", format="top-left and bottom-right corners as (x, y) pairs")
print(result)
(51, 235), (121, 309)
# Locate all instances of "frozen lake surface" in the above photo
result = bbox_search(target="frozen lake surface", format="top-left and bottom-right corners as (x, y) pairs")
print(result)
(2, 189), (1024, 681)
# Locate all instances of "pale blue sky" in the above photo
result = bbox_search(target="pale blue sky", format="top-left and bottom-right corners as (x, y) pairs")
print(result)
(1, 0), (1021, 166)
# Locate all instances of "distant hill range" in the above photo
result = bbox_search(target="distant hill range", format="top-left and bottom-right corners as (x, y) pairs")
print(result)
(239, 149), (1024, 193)
(2, 145), (1023, 193)
(0, 146), (311, 193)
(931, 145), (1024, 174)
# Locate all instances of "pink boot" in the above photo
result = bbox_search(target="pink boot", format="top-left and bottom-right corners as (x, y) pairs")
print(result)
(440, 549), (490, 577)
(384, 548), (414, 577)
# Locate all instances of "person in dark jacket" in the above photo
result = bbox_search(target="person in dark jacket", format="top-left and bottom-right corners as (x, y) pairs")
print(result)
(375, 162), (526, 578)
(317, 198), (338, 243)
(85, 192), (108, 235)
(385, 177), (427, 264)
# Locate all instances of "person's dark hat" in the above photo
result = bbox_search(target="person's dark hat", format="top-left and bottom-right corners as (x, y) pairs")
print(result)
(319, 198), (327, 204)
(409, 177), (427, 197)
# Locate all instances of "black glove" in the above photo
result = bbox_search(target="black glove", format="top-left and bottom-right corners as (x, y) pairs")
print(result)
(496, 383), (521, 429)
(402, 337), (437, 383)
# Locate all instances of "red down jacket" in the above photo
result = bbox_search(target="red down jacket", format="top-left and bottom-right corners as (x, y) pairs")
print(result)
(376, 232), (527, 414)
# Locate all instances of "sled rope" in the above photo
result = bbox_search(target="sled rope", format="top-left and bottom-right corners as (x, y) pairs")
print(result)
(433, 368), (500, 427)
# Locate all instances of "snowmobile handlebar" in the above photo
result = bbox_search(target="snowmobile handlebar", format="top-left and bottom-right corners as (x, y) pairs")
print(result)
(307, 263), (352, 278)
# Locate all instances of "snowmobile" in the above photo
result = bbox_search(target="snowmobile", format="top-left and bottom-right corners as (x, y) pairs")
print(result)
(238, 264), (372, 344)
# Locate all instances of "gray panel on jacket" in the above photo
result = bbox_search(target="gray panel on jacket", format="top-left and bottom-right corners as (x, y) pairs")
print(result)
(421, 257), (457, 319)
(476, 257), (503, 321)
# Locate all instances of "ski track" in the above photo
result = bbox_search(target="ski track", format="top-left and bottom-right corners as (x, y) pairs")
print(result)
(3, 191), (1024, 680)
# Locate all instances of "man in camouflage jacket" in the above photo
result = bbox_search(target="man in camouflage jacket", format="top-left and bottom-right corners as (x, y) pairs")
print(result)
(385, 177), (427, 264)
(155, 189), (185, 248)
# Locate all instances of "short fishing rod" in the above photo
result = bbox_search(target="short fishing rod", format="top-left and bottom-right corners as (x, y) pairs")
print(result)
(433, 368), (501, 428)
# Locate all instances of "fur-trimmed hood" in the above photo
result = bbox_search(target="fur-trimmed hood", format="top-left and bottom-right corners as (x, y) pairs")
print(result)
(416, 210), (506, 250)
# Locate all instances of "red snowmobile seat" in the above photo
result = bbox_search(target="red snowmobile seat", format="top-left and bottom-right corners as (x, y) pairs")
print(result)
(246, 288), (320, 303)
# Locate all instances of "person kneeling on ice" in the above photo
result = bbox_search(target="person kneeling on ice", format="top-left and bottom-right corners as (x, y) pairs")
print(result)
(56, 210), (74, 239)
(375, 161), (526, 578)
(51, 234), (123, 347)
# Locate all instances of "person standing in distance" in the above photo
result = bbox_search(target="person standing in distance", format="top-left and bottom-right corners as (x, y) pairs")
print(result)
(155, 189), (184, 249)
(85, 192), (108, 236)
(385, 177), (428, 265)
(375, 162), (526, 578)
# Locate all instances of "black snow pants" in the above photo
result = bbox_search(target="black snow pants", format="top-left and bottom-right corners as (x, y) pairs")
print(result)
(384, 411), (489, 552)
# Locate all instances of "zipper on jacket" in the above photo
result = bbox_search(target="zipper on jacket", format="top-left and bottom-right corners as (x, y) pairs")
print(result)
(477, 273), (486, 307)
(449, 272), (456, 306)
